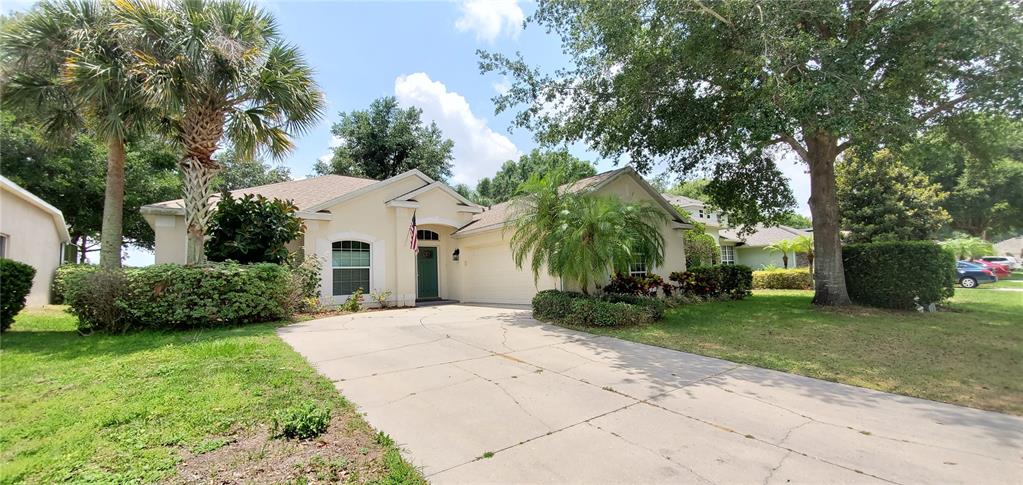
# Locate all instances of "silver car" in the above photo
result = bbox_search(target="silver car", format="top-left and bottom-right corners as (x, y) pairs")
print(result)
(979, 256), (1020, 270)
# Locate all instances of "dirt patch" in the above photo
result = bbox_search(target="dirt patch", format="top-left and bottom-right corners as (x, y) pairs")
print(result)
(169, 413), (395, 484)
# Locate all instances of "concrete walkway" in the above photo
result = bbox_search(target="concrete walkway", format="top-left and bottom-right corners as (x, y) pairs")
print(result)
(279, 305), (1022, 484)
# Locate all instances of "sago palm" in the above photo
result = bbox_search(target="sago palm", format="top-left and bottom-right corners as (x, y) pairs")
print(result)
(509, 171), (666, 294)
(765, 238), (798, 269)
(116, 0), (324, 264)
(0, 0), (153, 269)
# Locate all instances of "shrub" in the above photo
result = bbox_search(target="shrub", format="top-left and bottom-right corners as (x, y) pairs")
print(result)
(206, 192), (304, 264)
(65, 262), (293, 332)
(843, 241), (956, 309)
(670, 265), (752, 300)
(51, 264), (98, 304)
(753, 268), (813, 290)
(339, 287), (364, 313)
(369, 289), (392, 308)
(602, 272), (672, 297)
(598, 293), (666, 321)
(65, 270), (130, 333)
(532, 290), (583, 321)
(271, 402), (331, 440)
(286, 256), (322, 313)
(1, 258), (36, 331)
(532, 289), (656, 326)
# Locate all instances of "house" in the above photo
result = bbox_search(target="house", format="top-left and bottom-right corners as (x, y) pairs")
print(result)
(142, 167), (691, 306)
(720, 224), (812, 269)
(661, 192), (811, 269)
(0, 175), (71, 306)
(993, 236), (1022, 258)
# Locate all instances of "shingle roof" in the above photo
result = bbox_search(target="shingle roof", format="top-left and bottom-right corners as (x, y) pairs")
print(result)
(660, 193), (705, 208)
(454, 167), (652, 236)
(720, 224), (810, 247)
(142, 174), (379, 214)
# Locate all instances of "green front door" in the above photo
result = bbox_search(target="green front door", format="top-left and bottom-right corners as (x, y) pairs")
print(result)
(416, 247), (439, 299)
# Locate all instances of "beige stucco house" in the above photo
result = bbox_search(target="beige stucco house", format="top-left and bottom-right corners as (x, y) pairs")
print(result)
(142, 167), (690, 306)
(0, 175), (71, 306)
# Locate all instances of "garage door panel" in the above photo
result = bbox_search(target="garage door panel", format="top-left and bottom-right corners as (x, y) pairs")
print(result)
(462, 243), (556, 304)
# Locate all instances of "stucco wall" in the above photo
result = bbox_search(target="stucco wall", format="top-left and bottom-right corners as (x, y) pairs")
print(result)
(735, 247), (800, 270)
(0, 188), (64, 306)
(149, 214), (188, 264)
(302, 177), (477, 306)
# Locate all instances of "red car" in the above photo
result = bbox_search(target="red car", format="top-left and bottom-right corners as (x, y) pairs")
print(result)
(972, 259), (1011, 279)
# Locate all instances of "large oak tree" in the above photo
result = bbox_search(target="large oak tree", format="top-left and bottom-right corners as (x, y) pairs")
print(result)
(481, 0), (1023, 305)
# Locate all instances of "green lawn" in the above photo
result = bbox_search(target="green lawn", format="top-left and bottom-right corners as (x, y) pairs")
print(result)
(571, 287), (1023, 416)
(0, 308), (424, 484)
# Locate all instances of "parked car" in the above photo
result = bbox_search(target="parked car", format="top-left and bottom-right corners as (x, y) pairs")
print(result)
(979, 256), (1020, 270)
(956, 261), (997, 288)
(972, 259), (1011, 279)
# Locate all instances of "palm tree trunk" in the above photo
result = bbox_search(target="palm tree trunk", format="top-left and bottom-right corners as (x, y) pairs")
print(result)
(182, 158), (219, 265)
(180, 106), (225, 265)
(782, 254), (789, 269)
(99, 137), (126, 269)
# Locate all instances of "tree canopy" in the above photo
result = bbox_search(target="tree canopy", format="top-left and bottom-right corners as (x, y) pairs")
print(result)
(472, 149), (596, 205)
(481, 0), (1023, 305)
(837, 149), (950, 243)
(0, 111), (180, 258)
(215, 148), (291, 192)
(900, 114), (1023, 241)
(315, 96), (454, 181)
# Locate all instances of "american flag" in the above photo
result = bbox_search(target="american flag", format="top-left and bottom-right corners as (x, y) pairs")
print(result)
(408, 211), (418, 253)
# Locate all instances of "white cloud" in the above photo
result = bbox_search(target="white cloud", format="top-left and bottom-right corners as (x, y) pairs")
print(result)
(394, 72), (521, 185)
(493, 78), (511, 95)
(454, 0), (524, 43)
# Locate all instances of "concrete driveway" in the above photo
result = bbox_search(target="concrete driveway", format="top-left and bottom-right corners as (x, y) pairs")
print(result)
(279, 304), (1022, 484)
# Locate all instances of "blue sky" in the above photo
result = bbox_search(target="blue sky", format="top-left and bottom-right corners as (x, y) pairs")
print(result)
(6, 1), (811, 264)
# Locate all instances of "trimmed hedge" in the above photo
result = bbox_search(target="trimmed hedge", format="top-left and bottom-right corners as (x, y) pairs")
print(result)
(1, 258), (36, 331)
(67, 262), (293, 332)
(843, 241), (956, 309)
(670, 265), (753, 300)
(752, 268), (813, 290)
(531, 290), (658, 327)
(51, 264), (98, 304)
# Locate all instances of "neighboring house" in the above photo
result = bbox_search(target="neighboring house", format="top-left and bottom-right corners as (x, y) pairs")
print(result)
(660, 192), (814, 269)
(660, 194), (728, 244)
(0, 175), (71, 306)
(993, 236), (1022, 258)
(143, 167), (691, 306)
(720, 224), (812, 269)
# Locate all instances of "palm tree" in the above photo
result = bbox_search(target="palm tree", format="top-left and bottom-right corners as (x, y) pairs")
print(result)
(116, 0), (324, 264)
(793, 234), (814, 269)
(765, 239), (798, 269)
(509, 171), (667, 294)
(1, 0), (153, 269)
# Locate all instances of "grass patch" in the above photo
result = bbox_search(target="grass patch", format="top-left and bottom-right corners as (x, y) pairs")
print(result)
(0, 306), (425, 484)
(563, 289), (1023, 415)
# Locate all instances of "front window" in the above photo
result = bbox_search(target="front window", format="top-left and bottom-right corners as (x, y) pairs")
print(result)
(720, 245), (735, 265)
(417, 229), (439, 241)
(332, 241), (370, 296)
(629, 254), (648, 277)
(0, 234), (7, 258)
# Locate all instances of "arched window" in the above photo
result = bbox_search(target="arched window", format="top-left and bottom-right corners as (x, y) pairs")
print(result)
(332, 240), (370, 296)
(417, 229), (439, 241)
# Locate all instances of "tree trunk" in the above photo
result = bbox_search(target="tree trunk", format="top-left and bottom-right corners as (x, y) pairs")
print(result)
(99, 137), (126, 269)
(79, 237), (88, 264)
(806, 132), (852, 306)
(180, 106), (225, 265)
(782, 254), (789, 269)
(182, 158), (219, 265)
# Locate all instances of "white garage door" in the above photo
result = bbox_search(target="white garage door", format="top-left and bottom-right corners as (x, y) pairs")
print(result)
(461, 243), (557, 305)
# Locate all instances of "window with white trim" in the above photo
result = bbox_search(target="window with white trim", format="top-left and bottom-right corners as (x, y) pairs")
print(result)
(0, 234), (7, 258)
(720, 245), (735, 265)
(332, 241), (370, 296)
(698, 209), (705, 219)
(629, 254), (648, 277)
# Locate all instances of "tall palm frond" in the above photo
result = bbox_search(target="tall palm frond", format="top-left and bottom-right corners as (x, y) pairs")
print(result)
(114, 0), (325, 264)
